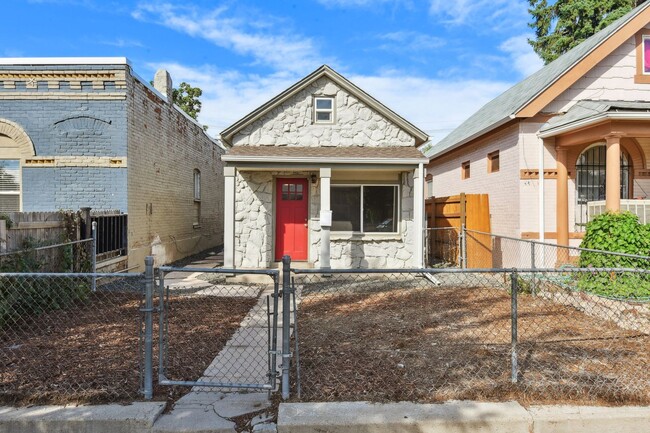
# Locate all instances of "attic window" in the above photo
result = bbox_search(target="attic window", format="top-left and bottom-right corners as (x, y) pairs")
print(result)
(642, 35), (650, 74)
(461, 161), (470, 180)
(634, 31), (650, 83)
(314, 97), (334, 123)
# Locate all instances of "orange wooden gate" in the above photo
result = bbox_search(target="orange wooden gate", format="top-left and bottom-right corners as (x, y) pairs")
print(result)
(425, 193), (492, 268)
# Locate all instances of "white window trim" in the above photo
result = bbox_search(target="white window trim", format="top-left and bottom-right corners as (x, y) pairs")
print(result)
(644, 35), (650, 75)
(314, 96), (335, 124)
(331, 183), (400, 234)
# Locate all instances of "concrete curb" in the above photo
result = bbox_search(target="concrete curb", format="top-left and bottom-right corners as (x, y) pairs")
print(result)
(278, 401), (530, 433)
(277, 401), (650, 433)
(0, 402), (165, 433)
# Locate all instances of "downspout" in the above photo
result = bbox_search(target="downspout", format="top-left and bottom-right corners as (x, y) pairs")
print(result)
(539, 139), (545, 247)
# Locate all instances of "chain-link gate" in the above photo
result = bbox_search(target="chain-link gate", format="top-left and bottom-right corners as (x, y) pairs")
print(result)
(155, 266), (280, 392)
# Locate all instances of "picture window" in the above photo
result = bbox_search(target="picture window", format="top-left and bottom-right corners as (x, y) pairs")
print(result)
(331, 185), (398, 233)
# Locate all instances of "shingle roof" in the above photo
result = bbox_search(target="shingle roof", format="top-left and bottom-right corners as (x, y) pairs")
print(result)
(225, 145), (426, 159)
(427, 2), (650, 159)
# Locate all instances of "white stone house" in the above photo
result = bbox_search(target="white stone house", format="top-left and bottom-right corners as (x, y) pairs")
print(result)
(220, 65), (429, 269)
(427, 2), (650, 263)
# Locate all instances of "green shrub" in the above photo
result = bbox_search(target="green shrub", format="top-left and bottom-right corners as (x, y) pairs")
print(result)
(578, 212), (650, 298)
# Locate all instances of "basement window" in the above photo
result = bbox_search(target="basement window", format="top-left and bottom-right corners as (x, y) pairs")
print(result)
(314, 97), (334, 123)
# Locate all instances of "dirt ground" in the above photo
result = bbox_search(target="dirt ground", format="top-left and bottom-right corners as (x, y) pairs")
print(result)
(0, 291), (256, 406)
(294, 284), (650, 405)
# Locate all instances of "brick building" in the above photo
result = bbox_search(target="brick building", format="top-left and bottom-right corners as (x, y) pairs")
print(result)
(0, 57), (225, 270)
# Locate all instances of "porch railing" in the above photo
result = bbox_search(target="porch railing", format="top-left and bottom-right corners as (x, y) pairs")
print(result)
(587, 199), (650, 224)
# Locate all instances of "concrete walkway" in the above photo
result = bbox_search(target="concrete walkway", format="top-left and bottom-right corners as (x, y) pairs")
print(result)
(155, 252), (279, 433)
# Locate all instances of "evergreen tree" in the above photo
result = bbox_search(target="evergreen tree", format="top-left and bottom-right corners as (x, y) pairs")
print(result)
(528, 0), (648, 64)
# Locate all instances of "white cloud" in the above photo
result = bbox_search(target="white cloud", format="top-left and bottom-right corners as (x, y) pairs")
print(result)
(101, 38), (145, 48)
(499, 34), (543, 77)
(378, 31), (445, 52)
(429, 0), (528, 30)
(316, 0), (406, 7)
(146, 62), (511, 145)
(133, 3), (327, 74)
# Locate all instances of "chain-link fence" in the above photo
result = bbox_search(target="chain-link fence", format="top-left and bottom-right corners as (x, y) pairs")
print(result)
(289, 267), (649, 405)
(155, 266), (280, 394)
(0, 238), (94, 273)
(0, 271), (146, 405)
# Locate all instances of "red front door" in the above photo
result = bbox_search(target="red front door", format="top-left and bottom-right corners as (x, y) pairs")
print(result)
(275, 178), (308, 261)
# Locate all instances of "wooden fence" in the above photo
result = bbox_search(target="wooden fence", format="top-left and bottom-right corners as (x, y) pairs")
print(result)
(425, 193), (492, 268)
(0, 211), (76, 253)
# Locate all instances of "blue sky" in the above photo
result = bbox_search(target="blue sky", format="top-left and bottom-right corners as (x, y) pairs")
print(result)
(2, 0), (543, 144)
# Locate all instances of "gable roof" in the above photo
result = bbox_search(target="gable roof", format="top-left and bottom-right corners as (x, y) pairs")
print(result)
(428, 2), (650, 159)
(220, 65), (429, 147)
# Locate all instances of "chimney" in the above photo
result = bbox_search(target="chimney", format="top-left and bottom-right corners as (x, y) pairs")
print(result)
(153, 69), (173, 100)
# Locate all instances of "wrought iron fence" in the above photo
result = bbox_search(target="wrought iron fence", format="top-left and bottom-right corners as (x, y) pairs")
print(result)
(0, 270), (146, 405)
(289, 266), (650, 405)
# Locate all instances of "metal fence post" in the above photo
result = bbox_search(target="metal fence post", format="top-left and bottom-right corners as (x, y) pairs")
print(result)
(91, 221), (97, 292)
(460, 224), (467, 269)
(143, 256), (154, 400)
(281, 255), (292, 400)
(510, 271), (518, 384)
(530, 242), (537, 296)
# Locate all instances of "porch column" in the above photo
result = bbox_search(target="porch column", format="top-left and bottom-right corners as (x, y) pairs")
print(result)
(223, 166), (236, 269)
(414, 163), (425, 268)
(605, 134), (622, 212)
(319, 168), (331, 269)
(556, 147), (569, 249)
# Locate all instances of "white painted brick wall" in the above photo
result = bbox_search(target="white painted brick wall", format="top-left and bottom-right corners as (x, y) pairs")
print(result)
(126, 71), (225, 270)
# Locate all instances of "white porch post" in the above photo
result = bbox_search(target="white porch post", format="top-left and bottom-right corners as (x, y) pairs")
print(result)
(319, 167), (332, 269)
(414, 163), (425, 268)
(605, 134), (622, 212)
(223, 166), (236, 269)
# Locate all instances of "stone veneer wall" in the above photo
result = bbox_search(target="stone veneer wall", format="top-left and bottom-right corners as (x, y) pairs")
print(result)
(234, 170), (415, 269)
(232, 77), (415, 148)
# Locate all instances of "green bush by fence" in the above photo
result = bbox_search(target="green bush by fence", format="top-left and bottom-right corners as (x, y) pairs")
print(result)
(578, 212), (650, 298)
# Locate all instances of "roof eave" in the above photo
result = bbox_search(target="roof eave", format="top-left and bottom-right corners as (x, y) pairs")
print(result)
(539, 112), (650, 138)
(429, 115), (515, 160)
(221, 155), (428, 165)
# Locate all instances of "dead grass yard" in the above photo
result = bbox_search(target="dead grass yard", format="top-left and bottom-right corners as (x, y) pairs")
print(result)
(294, 284), (650, 405)
(0, 291), (256, 406)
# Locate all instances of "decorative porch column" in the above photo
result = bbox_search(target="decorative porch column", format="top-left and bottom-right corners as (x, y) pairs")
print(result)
(319, 168), (332, 269)
(414, 163), (425, 268)
(605, 134), (622, 212)
(556, 147), (569, 249)
(223, 166), (236, 269)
